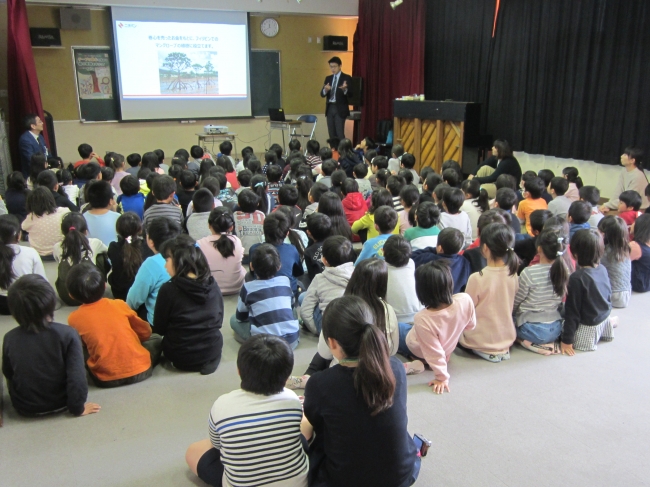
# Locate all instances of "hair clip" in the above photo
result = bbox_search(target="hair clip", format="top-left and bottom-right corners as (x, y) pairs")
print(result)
(507, 247), (514, 252)
(254, 181), (266, 188)
(125, 236), (132, 244)
(557, 237), (564, 243)
(557, 250), (565, 256)
(194, 242), (200, 248)
(69, 226), (76, 231)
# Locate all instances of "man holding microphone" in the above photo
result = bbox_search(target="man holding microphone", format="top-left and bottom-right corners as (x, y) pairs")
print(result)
(321, 57), (353, 141)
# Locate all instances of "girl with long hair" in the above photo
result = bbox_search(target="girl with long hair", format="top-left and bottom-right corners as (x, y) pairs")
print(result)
(318, 192), (353, 241)
(107, 212), (147, 301)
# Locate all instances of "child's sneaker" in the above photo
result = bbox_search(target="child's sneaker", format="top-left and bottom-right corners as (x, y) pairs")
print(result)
(404, 361), (425, 375)
(286, 375), (309, 390)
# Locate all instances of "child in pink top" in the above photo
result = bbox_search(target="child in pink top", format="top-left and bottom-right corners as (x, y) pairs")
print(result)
(460, 222), (520, 362)
(404, 260), (476, 394)
(197, 207), (245, 295)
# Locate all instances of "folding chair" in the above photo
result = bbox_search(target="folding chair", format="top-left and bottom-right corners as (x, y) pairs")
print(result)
(290, 115), (318, 153)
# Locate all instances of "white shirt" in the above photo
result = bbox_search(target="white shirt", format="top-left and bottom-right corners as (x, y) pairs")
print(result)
(52, 237), (108, 265)
(30, 131), (48, 156)
(0, 245), (47, 295)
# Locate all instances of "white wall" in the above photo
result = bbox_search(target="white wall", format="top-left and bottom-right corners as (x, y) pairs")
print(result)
(27, 0), (359, 16)
(515, 152), (650, 202)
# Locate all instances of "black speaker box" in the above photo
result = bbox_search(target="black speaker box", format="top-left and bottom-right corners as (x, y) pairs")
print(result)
(323, 36), (348, 51)
(347, 77), (363, 107)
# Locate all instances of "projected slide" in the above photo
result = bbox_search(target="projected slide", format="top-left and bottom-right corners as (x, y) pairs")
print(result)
(114, 21), (247, 98)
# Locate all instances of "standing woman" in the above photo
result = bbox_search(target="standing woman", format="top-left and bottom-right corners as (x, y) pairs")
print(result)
(302, 295), (421, 487)
(469, 139), (522, 187)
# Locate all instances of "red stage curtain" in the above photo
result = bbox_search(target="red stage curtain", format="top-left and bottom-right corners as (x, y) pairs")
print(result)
(353, 0), (427, 141)
(7, 0), (49, 170)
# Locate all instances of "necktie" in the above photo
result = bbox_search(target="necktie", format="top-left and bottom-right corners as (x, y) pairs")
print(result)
(330, 74), (338, 102)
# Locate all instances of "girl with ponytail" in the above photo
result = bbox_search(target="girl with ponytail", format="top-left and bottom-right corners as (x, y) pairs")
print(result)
(461, 178), (490, 240)
(0, 215), (46, 314)
(460, 222), (520, 362)
(197, 207), (245, 295)
(53, 212), (108, 305)
(513, 228), (571, 355)
(108, 212), (147, 301)
(250, 175), (275, 215)
(302, 295), (421, 487)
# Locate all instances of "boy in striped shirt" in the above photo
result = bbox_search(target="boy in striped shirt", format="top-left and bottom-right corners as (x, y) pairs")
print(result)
(230, 243), (301, 349)
(185, 334), (308, 487)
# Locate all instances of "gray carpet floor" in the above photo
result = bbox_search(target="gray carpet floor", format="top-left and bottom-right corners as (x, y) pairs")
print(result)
(1, 259), (649, 487)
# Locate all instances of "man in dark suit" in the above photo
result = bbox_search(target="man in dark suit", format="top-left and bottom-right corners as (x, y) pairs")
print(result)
(320, 56), (353, 141)
(18, 114), (49, 178)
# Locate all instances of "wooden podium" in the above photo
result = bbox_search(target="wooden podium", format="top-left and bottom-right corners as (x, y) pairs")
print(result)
(393, 101), (481, 173)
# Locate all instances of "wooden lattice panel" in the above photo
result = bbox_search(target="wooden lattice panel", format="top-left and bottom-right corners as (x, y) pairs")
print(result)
(400, 119), (415, 154)
(442, 121), (461, 162)
(419, 120), (438, 172)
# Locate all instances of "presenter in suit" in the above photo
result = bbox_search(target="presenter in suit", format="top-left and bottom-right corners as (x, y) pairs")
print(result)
(18, 114), (49, 178)
(321, 56), (353, 141)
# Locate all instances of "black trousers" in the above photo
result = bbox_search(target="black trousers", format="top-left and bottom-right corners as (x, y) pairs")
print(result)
(326, 103), (346, 140)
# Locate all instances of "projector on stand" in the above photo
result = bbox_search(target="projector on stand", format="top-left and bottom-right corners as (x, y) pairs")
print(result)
(204, 125), (229, 135)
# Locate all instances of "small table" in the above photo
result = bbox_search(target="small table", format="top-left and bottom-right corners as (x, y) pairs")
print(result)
(269, 121), (303, 154)
(196, 133), (238, 156)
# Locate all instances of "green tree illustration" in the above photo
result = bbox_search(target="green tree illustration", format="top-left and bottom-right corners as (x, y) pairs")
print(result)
(163, 52), (192, 91)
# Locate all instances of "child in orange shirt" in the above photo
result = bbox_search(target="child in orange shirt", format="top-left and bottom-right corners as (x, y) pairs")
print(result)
(67, 262), (162, 388)
(516, 177), (548, 234)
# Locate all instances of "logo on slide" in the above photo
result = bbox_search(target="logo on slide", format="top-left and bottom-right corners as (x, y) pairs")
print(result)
(118, 22), (123, 28)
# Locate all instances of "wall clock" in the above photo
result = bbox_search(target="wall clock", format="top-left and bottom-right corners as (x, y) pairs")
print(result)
(261, 18), (279, 38)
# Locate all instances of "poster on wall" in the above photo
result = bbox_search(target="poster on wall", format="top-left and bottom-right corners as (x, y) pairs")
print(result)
(74, 50), (113, 99)
(72, 47), (120, 121)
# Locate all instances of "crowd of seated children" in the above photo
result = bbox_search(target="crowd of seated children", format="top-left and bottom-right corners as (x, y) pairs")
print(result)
(126, 217), (181, 323)
(351, 188), (397, 241)
(108, 212), (149, 301)
(299, 235), (356, 335)
(411, 227), (470, 293)
(67, 263), (161, 387)
(304, 213), (330, 282)
(384, 235), (423, 329)
(37, 170), (78, 212)
(404, 201), (441, 250)
(21, 186), (70, 257)
(401, 260), (477, 394)
(153, 235), (224, 375)
(0, 215), (45, 314)
(460, 222), (520, 362)
(53, 212), (108, 306)
(197, 207), (245, 295)
(562, 167), (582, 202)
(598, 216), (632, 308)
(231, 243), (300, 349)
(355, 205), (399, 264)
(2, 274), (101, 417)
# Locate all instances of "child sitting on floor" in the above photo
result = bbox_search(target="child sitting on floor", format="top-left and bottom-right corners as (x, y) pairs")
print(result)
(153, 235), (224, 374)
(579, 185), (604, 230)
(21, 187), (70, 256)
(513, 228), (570, 355)
(398, 185), (420, 234)
(234, 189), (265, 265)
(404, 202), (441, 250)
(568, 200), (592, 240)
(561, 229), (614, 354)
(438, 188), (473, 247)
(598, 216), (632, 308)
(460, 223), (520, 362)
(84, 180), (120, 246)
(547, 177), (572, 219)
(231, 243), (301, 349)
(411, 227), (471, 293)
(118, 175), (145, 220)
(185, 334), (308, 487)
(631, 214), (650, 293)
(2, 274), (100, 417)
(300, 235), (356, 335)
(304, 213), (332, 281)
(186, 189), (215, 241)
(197, 207), (246, 296)
(108, 212), (148, 301)
(516, 177), (548, 235)
(562, 166), (582, 202)
(355, 206), (399, 264)
(460, 179), (490, 240)
(402, 260), (477, 394)
(495, 187), (521, 234)
(617, 190), (643, 226)
(351, 189), (398, 241)
(384, 235), (423, 326)
(0, 215), (46, 315)
(126, 217), (181, 323)
(142, 175), (183, 231)
(67, 263), (161, 387)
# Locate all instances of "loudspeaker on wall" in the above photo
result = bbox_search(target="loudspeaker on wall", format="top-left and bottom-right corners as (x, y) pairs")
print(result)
(60, 8), (91, 30)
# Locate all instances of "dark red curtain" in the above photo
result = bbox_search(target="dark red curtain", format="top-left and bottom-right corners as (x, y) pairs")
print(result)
(353, 0), (426, 140)
(7, 0), (49, 170)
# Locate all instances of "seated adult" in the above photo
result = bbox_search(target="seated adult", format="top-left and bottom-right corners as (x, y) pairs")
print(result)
(601, 147), (650, 212)
(18, 113), (49, 178)
(302, 295), (422, 487)
(469, 139), (522, 187)
(73, 143), (105, 168)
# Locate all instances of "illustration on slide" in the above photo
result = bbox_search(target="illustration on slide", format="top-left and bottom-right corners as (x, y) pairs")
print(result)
(158, 51), (219, 95)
